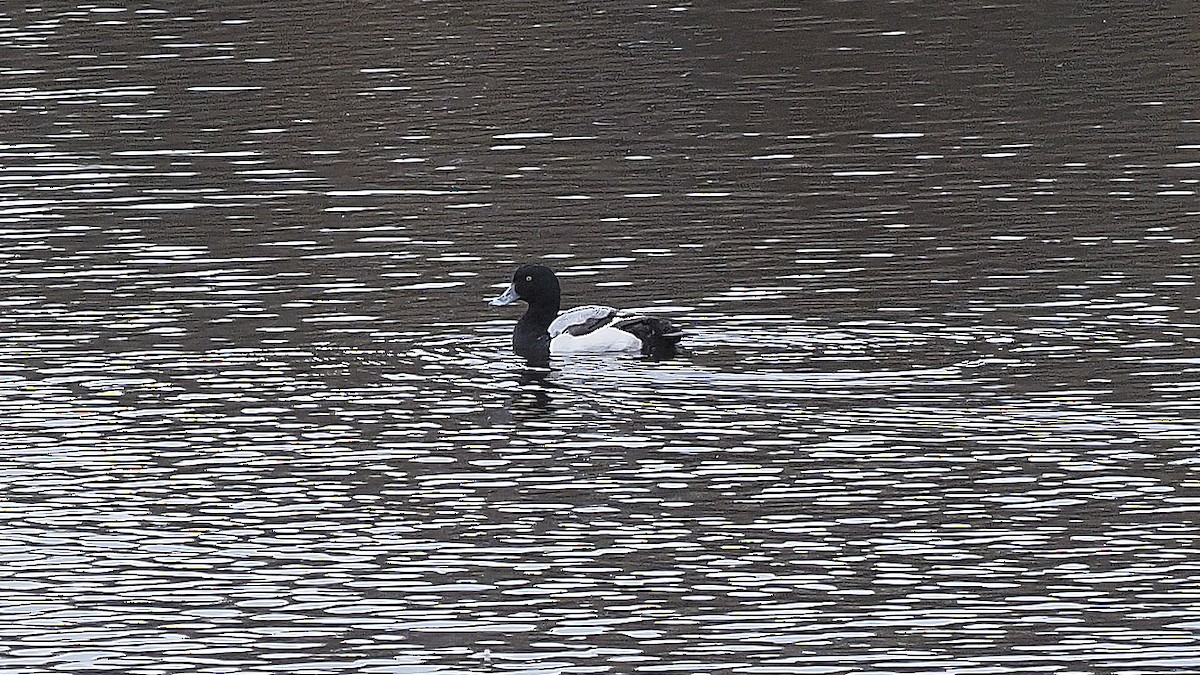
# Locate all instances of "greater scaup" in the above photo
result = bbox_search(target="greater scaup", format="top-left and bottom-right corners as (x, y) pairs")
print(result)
(490, 264), (683, 361)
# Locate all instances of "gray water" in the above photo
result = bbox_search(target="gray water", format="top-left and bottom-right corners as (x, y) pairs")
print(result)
(2, 2), (1200, 674)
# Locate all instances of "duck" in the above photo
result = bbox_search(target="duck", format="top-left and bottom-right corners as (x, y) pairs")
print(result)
(489, 264), (683, 361)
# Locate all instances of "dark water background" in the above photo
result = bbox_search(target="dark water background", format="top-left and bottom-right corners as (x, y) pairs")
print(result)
(2, 2), (1200, 673)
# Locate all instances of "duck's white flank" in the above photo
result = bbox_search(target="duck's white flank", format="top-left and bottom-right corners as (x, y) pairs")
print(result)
(547, 305), (643, 353)
(550, 326), (643, 353)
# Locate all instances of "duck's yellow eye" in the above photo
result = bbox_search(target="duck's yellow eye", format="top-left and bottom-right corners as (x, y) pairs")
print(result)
(525, 275), (533, 282)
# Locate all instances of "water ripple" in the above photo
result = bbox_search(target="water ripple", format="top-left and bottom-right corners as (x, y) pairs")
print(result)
(3, 0), (1199, 672)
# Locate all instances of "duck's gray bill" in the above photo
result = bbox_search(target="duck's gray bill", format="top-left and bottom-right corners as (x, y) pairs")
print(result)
(489, 284), (519, 306)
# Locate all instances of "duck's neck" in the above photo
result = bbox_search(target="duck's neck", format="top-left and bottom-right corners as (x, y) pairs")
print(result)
(518, 300), (558, 332)
(514, 301), (558, 360)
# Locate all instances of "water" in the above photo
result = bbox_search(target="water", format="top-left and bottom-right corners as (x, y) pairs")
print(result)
(2, 1), (1200, 673)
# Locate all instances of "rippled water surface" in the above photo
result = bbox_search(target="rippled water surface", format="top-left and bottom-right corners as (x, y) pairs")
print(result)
(3, 1), (1200, 673)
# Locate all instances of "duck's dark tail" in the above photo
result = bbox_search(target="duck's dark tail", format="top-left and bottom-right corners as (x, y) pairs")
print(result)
(615, 316), (684, 359)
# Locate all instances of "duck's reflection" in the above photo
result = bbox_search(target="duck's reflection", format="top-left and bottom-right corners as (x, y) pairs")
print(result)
(509, 359), (555, 419)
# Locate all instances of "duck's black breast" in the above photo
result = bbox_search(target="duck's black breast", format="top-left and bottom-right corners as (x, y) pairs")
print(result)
(513, 315), (552, 360)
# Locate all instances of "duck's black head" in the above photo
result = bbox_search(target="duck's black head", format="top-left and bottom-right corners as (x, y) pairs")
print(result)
(490, 264), (562, 363)
(489, 264), (561, 311)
